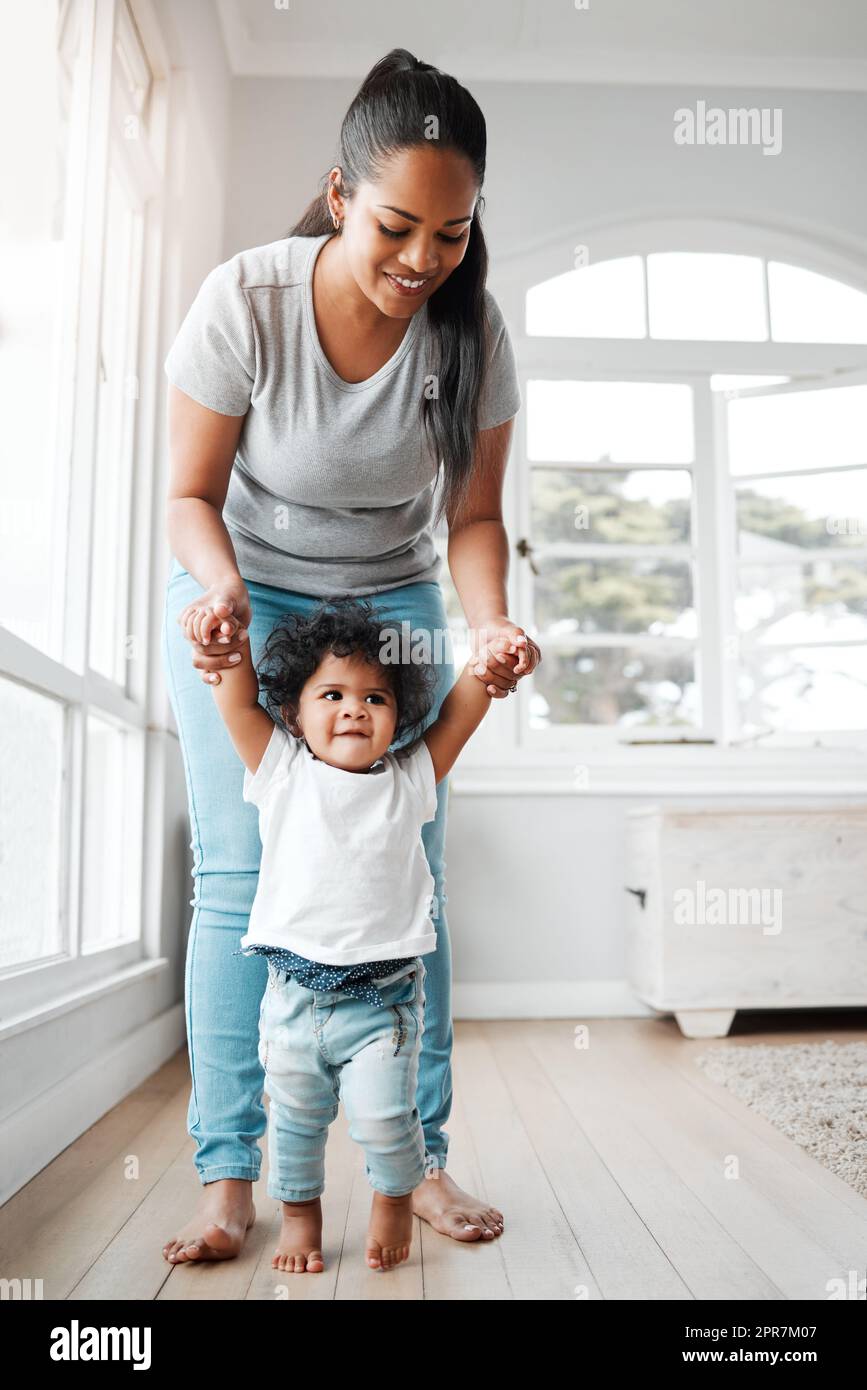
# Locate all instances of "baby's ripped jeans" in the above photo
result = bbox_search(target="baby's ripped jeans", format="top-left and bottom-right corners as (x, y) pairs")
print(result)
(259, 957), (429, 1201)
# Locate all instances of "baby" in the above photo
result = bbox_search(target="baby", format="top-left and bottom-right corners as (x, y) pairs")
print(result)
(207, 594), (516, 1274)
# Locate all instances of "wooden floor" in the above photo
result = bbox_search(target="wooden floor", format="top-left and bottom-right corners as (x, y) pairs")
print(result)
(3, 1010), (867, 1300)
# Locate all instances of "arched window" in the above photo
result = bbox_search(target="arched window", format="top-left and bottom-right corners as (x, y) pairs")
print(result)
(526, 252), (867, 344)
(437, 222), (867, 755)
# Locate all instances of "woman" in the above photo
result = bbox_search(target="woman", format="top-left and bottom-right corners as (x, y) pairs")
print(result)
(160, 48), (541, 1264)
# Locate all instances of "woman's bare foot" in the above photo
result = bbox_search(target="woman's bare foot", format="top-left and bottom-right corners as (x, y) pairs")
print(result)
(366, 1191), (414, 1271)
(411, 1170), (504, 1242)
(162, 1178), (256, 1264)
(273, 1197), (325, 1273)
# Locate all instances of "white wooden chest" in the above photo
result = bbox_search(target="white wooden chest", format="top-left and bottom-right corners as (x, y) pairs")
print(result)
(625, 805), (867, 1037)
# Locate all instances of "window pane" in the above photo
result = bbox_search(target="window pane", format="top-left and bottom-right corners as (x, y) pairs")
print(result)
(0, 677), (64, 968)
(81, 714), (140, 951)
(735, 471), (867, 554)
(534, 557), (695, 637)
(527, 381), (694, 463)
(739, 646), (867, 733)
(727, 385), (867, 476)
(647, 253), (767, 340)
(526, 256), (646, 337)
(531, 468), (692, 544)
(530, 645), (697, 728)
(89, 163), (143, 683)
(0, 0), (83, 659)
(769, 262), (867, 344)
(736, 561), (867, 644)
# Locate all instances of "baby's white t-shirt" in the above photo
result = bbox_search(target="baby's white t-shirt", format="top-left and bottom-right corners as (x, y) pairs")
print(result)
(240, 723), (439, 964)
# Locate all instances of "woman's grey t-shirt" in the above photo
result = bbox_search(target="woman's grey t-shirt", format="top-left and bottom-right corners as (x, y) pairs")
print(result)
(163, 233), (522, 597)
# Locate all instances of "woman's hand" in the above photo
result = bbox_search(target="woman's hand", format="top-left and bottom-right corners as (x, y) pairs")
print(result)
(468, 619), (542, 699)
(177, 576), (253, 686)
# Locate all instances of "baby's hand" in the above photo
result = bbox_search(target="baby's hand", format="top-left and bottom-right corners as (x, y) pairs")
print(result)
(177, 582), (253, 685)
(472, 638), (521, 698)
(180, 603), (232, 645)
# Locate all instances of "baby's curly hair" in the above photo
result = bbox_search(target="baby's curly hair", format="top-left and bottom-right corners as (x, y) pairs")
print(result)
(255, 595), (440, 757)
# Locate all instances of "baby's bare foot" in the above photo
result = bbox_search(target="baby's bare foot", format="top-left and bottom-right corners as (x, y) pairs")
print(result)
(366, 1191), (414, 1271)
(273, 1197), (325, 1273)
(162, 1178), (256, 1263)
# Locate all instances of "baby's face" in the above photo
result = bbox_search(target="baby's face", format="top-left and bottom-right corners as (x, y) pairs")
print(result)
(294, 651), (398, 771)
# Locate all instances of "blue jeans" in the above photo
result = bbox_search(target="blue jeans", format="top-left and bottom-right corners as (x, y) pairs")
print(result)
(260, 958), (428, 1200)
(160, 558), (456, 1185)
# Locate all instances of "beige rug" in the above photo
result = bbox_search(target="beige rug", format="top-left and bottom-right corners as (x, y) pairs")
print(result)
(693, 1040), (867, 1198)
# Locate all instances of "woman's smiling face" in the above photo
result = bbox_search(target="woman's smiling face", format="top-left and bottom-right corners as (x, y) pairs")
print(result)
(331, 144), (479, 318)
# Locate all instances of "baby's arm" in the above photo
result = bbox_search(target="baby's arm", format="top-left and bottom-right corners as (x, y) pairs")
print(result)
(423, 639), (518, 784)
(208, 637), (275, 775)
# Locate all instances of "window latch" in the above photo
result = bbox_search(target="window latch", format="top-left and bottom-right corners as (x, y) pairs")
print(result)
(515, 537), (540, 576)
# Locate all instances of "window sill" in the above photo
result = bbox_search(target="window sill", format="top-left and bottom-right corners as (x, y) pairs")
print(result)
(0, 957), (171, 1042)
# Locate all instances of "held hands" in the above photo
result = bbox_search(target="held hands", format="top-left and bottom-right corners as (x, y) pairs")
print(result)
(176, 578), (253, 685)
(175, 587), (543, 696)
(469, 621), (542, 699)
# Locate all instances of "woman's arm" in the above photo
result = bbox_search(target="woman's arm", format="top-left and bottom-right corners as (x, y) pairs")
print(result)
(446, 418), (512, 629)
(446, 418), (542, 694)
(166, 385), (254, 682)
(166, 384), (245, 587)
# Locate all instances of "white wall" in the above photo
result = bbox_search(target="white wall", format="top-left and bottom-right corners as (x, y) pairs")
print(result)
(223, 76), (867, 273)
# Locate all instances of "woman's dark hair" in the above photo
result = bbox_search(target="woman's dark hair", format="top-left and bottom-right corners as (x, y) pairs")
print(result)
(256, 595), (440, 756)
(285, 47), (490, 531)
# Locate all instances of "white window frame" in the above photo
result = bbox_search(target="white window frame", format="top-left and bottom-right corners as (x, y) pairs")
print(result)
(720, 366), (867, 748)
(477, 219), (867, 770)
(0, 0), (172, 1020)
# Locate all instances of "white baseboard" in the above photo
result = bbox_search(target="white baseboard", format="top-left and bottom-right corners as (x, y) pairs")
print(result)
(1, 1004), (186, 1207)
